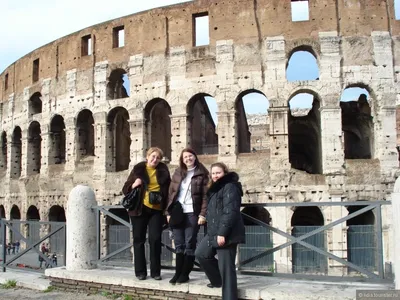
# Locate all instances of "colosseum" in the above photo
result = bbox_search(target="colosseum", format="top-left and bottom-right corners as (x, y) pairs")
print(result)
(0, 0), (399, 277)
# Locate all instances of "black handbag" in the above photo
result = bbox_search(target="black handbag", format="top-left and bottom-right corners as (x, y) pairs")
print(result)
(168, 201), (185, 228)
(149, 191), (162, 205)
(121, 187), (141, 210)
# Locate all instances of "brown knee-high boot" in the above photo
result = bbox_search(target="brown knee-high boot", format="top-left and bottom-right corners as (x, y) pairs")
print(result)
(176, 255), (195, 284)
(170, 253), (184, 284)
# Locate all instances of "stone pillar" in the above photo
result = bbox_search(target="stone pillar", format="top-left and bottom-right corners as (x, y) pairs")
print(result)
(269, 106), (290, 171)
(23, 87), (30, 117)
(129, 118), (146, 167)
(326, 195), (347, 276)
(5, 133), (13, 179)
(64, 118), (76, 172)
(129, 54), (144, 94)
(217, 111), (237, 165)
(41, 78), (52, 114)
(391, 177), (400, 289)
(93, 112), (108, 174)
(265, 36), (286, 83)
(216, 40), (234, 76)
(320, 106), (344, 174)
(7, 93), (14, 122)
(94, 61), (108, 102)
(66, 69), (77, 100)
(40, 126), (50, 175)
(20, 129), (29, 177)
(319, 31), (341, 82)
(170, 114), (190, 165)
(66, 185), (97, 270)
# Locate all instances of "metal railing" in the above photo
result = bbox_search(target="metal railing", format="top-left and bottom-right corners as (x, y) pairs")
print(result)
(93, 200), (391, 283)
(0, 219), (66, 272)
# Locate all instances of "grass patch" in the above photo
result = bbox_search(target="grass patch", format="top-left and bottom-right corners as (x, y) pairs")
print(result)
(43, 285), (56, 293)
(123, 295), (133, 300)
(1, 279), (17, 289)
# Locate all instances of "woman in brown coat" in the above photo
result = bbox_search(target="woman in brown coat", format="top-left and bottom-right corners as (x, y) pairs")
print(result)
(122, 147), (171, 281)
(166, 148), (209, 284)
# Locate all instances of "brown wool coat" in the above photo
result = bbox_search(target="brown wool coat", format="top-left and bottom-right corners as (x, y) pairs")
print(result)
(122, 161), (171, 216)
(166, 162), (209, 217)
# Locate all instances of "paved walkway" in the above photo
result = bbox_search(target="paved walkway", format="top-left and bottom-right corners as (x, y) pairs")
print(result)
(0, 266), (395, 300)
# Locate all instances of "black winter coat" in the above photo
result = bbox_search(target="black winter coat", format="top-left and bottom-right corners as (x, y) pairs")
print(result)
(122, 161), (171, 216)
(206, 172), (245, 247)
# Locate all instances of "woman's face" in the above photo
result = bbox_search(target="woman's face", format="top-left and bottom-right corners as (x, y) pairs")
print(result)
(146, 151), (161, 168)
(211, 166), (225, 182)
(182, 151), (196, 168)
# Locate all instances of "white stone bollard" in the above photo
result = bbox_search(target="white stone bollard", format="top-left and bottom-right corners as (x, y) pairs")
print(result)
(392, 177), (400, 289)
(66, 185), (97, 271)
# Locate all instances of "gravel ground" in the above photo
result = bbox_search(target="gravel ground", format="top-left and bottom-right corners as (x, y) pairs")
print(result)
(0, 288), (126, 300)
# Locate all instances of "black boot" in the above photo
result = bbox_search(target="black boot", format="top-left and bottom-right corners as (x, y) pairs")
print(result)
(169, 253), (184, 285)
(176, 255), (195, 284)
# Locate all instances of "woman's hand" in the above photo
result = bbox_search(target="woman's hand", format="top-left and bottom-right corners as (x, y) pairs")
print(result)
(198, 215), (206, 225)
(217, 236), (225, 247)
(131, 178), (142, 189)
(167, 215), (171, 223)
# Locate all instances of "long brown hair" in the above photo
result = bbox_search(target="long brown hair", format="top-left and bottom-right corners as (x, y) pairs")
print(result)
(179, 148), (199, 175)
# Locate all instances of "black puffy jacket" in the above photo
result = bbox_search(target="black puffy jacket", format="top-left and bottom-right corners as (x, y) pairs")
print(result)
(206, 172), (245, 247)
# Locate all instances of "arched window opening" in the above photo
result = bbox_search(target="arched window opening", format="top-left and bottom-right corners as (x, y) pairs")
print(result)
(10, 205), (21, 243)
(144, 99), (172, 162)
(26, 205), (41, 247)
(187, 94), (218, 155)
(49, 115), (66, 165)
(105, 208), (131, 261)
(107, 107), (131, 172)
(236, 91), (269, 154)
(0, 131), (7, 171)
(11, 127), (22, 179)
(239, 206), (273, 271)
(29, 92), (42, 115)
(346, 205), (376, 272)
(288, 93), (322, 174)
(106, 69), (129, 100)
(76, 109), (95, 160)
(0, 205), (5, 218)
(27, 121), (42, 175)
(291, 206), (326, 274)
(286, 49), (319, 82)
(49, 205), (66, 255)
(340, 87), (372, 159)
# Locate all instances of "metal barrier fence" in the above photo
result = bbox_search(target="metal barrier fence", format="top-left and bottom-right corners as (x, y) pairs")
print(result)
(0, 219), (66, 272)
(93, 200), (392, 283)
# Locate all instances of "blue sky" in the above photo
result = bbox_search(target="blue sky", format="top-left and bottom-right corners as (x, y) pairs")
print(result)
(0, 0), (381, 122)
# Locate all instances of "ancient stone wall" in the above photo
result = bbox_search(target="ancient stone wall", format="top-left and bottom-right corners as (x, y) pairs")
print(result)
(0, 0), (398, 275)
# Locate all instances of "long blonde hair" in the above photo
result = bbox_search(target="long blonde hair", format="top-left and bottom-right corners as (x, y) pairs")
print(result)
(208, 162), (229, 187)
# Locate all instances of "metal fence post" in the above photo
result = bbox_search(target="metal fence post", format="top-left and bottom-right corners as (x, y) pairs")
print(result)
(392, 177), (400, 289)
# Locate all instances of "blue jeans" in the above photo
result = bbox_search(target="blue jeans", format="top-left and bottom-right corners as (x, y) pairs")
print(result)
(173, 213), (199, 256)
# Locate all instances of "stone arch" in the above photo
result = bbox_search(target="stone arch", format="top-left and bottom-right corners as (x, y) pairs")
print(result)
(346, 204), (376, 271)
(286, 45), (320, 81)
(291, 206), (326, 274)
(49, 114), (66, 165)
(106, 68), (129, 100)
(241, 206), (271, 225)
(26, 205), (41, 247)
(0, 131), (7, 171)
(340, 85), (373, 159)
(105, 208), (131, 259)
(288, 90), (322, 174)
(235, 89), (269, 154)
(144, 98), (172, 161)
(11, 126), (22, 179)
(187, 93), (218, 155)
(27, 121), (42, 175)
(286, 43), (321, 61)
(49, 205), (66, 254)
(29, 92), (42, 116)
(0, 205), (5, 218)
(10, 205), (21, 243)
(76, 109), (95, 160)
(107, 107), (131, 172)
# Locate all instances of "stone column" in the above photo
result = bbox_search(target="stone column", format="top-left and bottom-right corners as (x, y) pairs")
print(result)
(65, 185), (97, 270)
(320, 106), (344, 174)
(66, 69), (77, 100)
(40, 126), (50, 175)
(391, 177), (400, 289)
(216, 40), (234, 76)
(20, 129), (29, 177)
(93, 112), (108, 174)
(64, 118), (76, 172)
(268, 106), (290, 171)
(41, 79), (52, 115)
(94, 61), (108, 102)
(129, 119), (146, 167)
(217, 110), (237, 165)
(170, 114), (190, 165)
(265, 36), (286, 83)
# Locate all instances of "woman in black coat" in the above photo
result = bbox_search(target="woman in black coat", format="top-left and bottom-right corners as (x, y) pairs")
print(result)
(195, 162), (245, 300)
